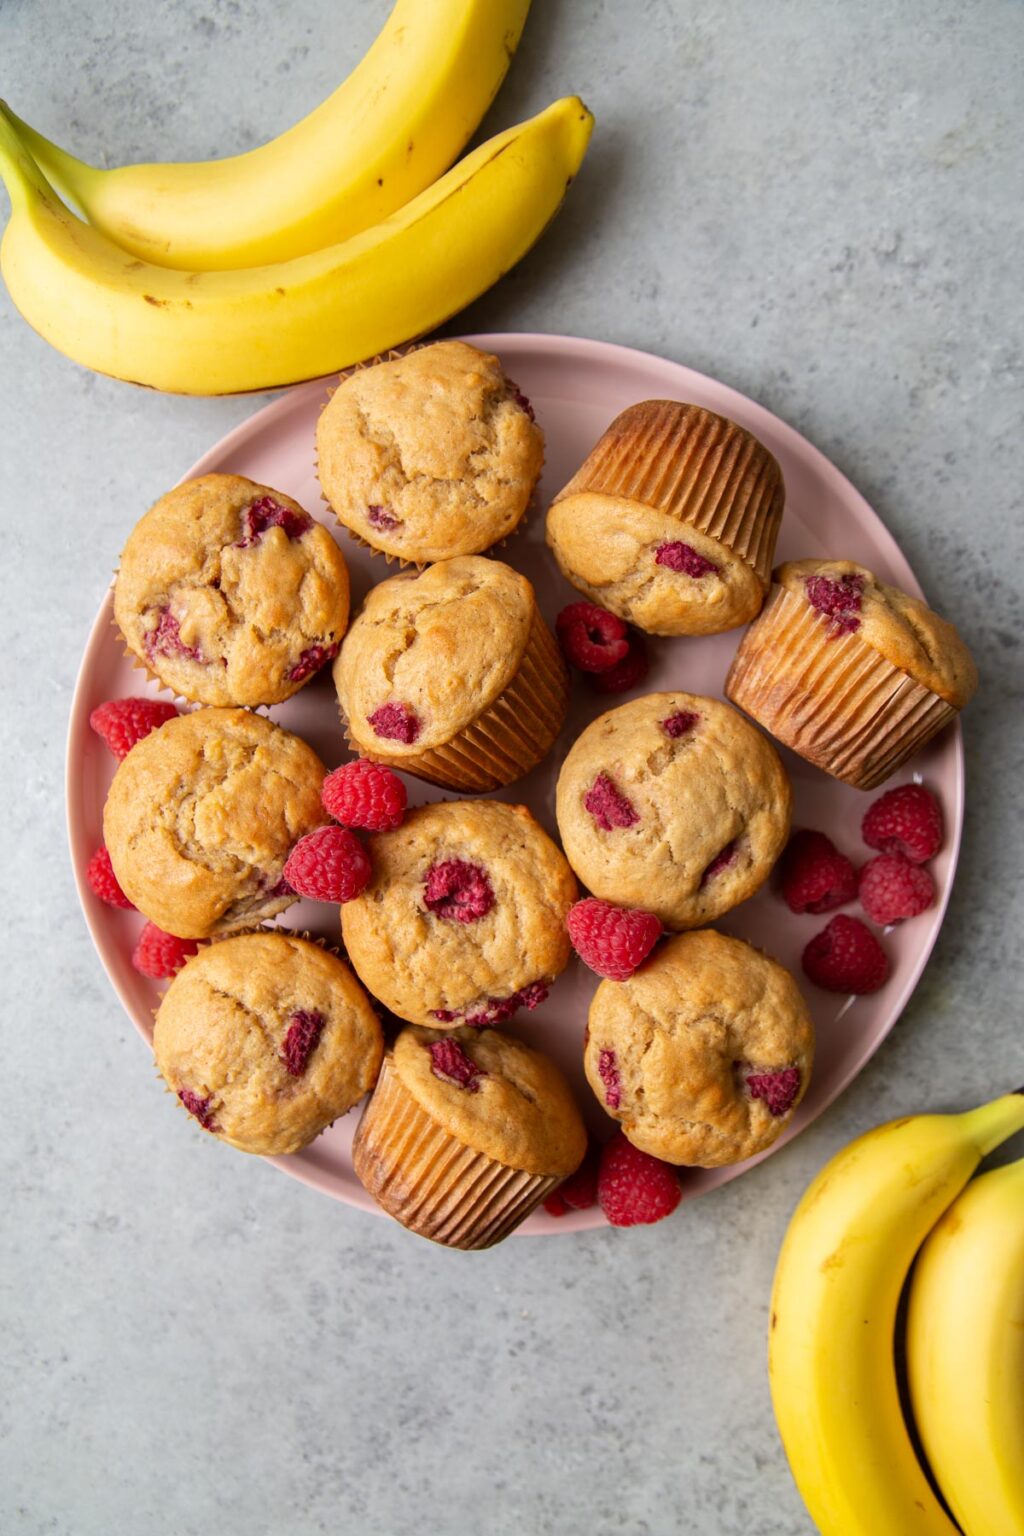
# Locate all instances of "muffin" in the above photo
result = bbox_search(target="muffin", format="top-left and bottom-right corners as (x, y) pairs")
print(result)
(584, 929), (814, 1167)
(353, 1025), (587, 1248)
(555, 692), (791, 930)
(725, 558), (978, 790)
(154, 933), (383, 1156)
(104, 707), (326, 938)
(315, 340), (544, 564)
(114, 473), (350, 706)
(546, 400), (784, 635)
(340, 800), (576, 1026)
(334, 556), (568, 792)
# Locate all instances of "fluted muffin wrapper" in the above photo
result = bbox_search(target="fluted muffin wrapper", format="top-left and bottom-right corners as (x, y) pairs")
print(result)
(352, 1052), (559, 1249)
(725, 583), (958, 791)
(553, 401), (783, 588)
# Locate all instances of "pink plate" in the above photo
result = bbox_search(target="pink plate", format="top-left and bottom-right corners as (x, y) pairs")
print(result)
(66, 334), (963, 1234)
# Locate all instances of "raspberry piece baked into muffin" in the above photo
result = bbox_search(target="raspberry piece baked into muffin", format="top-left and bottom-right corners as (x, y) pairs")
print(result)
(114, 473), (350, 707)
(340, 800), (576, 1027)
(555, 692), (791, 930)
(154, 933), (383, 1157)
(584, 929), (814, 1166)
(315, 340), (544, 564)
(334, 556), (568, 792)
(103, 707), (326, 938)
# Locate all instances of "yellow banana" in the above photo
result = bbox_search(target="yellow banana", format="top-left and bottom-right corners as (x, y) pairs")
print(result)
(7, 0), (531, 269)
(907, 1156), (1024, 1536)
(768, 1089), (1024, 1536)
(0, 97), (592, 395)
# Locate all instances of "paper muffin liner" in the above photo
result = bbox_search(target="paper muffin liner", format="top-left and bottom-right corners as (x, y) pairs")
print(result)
(552, 400), (783, 588)
(725, 584), (958, 790)
(352, 1052), (560, 1249)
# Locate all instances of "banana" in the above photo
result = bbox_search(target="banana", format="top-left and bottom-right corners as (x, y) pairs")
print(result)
(907, 1156), (1024, 1536)
(0, 97), (592, 395)
(7, 0), (531, 269)
(768, 1089), (1024, 1536)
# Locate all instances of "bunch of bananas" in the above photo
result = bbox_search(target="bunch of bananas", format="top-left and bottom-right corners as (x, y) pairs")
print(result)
(0, 0), (593, 393)
(769, 1088), (1024, 1535)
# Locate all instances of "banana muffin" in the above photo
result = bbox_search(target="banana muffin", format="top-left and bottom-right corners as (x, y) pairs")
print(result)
(154, 933), (383, 1156)
(353, 1024), (587, 1248)
(584, 929), (814, 1166)
(546, 400), (784, 636)
(104, 707), (326, 938)
(726, 558), (978, 790)
(334, 555), (568, 791)
(114, 473), (350, 706)
(555, 691), (791, 930)
(315, 340), (544, 564)
(340, 800), (576, 1027)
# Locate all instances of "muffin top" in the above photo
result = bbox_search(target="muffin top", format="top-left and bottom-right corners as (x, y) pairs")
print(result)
(114, 473), (350, 706)
(340, 800), (577, 1026)
(584, 929), (814, 1167)
(103, 708), (326, 938)
(334, 556), (535, 756)
(555, 692), (791, 929)
(391, 1025), (587, 1176)
(154, 933), (383, 1157)
(315, 340), (544, 564)
(776, 559), (977, 708)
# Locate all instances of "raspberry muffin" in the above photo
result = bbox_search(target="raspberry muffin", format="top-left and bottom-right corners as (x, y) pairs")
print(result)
(340, 800), (576, 1026)
(726, 559), (978, 790)
(353, 1025), (587, 1248)
(584, 929), (814, 1166)
(104, 708), (326, 938)
(114, 474), (350, 706)
(555, 692), (791, 930)
(154, 933), (383, 1156)
(546, 401), (783, 636)
(334, 556), (568, 792)
(315, 340), (544, 564)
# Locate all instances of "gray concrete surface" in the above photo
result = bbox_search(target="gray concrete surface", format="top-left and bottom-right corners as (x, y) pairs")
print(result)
(2, 2), (1022, 1532)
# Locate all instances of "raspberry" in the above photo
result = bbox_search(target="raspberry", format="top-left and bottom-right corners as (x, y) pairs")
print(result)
(280, 1010), (325, 1077)
(700, 840), (738, 886)
(592, 632), (650, 694)
(178, 1088), (218, 1132)
(428, 1037), (487, 1092)
(556, 602), (629, 673)
(368, 701), (420, 744)
(237, 495), (312, 546)
(584, 773), (639, 831)
(283, 826), (371, 903)
(597, 1132), (682, 1228)
(506, 379), (536, 421)
(802, 914), (889, 994)
(132, 923), (200, 979)
(859, 853), (935, 926)
(430, 981), (548, 1028)
(568, 898), (661, 982)
(543, 1141), (600, 1215)
(322, 759), (406, 831)
(778, 829), (858, 914)
(367, 504), (399, 529)
(862, 783), (943, 864)
(745, 1066), (801, 1117)
(598, 1049), (622, 1108)
(662, 710), (699, 738)
(805, 572), (864, 635)
(86, 845), (134, 909)
(287, 642), (338, 683)
(145, 608), (204, 663)
(655, 542), (718, 578)
(543, 1190), (570, 1217)
(424, 859), (495, 922)
(89, 697), (179, 759)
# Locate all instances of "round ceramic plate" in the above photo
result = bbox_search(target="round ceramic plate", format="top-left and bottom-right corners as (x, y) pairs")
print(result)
(67, 333), (963, 1234)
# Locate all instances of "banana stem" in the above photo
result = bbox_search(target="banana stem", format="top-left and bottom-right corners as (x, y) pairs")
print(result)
(2, 107), (94, 210)
(0, 102), (47, 210)
(961, 1090), (1024, 1156)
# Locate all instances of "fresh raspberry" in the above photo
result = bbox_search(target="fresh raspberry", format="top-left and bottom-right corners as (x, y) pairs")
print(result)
(132, 923), (200, 979)
(568, 897), (661, 982)
(655, 541), (718, 578)
(543, 1189), (570, 1216)
(86, 845), (134, 909)
(284, 826), (371, 903)
(237, 495), (312, 546)
(598, 1049), (622, 1108)
(367, 504), (399, 530)
(859, 853), (935, 926)
(430, 981), (548, 1028)
(280, 1010), (325, 1077)
(89, 697), (179, 759)
(556, 602), (630, 673)
(428, 1037), (487, 1092)
(145, 608), (204, 663)
(178, 1088), (218, 1132)
(368, 701), (420, 744)
(287, 642), (339, 683)
(805, 572), (864, 635)
(584, 773), (640, 831)
(424, 860), (495, 922)
(802, 914), (889, 994)
(543, 1141), (600, 1215)
(591, 632), (650, 694)
(861, 783), (943, 864)
(700, 840), (738, 886)
(662, 710), (699, 738)
(745, 1066), (801, 1117)
(597, 1132), (682, 1228)
(322, 759), (407, 831)
(778, 829), (858, 914)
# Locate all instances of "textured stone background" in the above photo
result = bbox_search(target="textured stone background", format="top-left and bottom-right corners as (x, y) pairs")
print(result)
(1, 2), (1022, 1532)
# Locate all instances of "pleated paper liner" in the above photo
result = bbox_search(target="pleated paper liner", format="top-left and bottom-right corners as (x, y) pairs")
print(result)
(552, 399), (784, 589)
(352, 1051), (560, 1250)
(725, 584), (958, 791)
